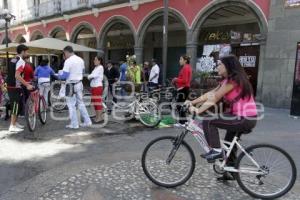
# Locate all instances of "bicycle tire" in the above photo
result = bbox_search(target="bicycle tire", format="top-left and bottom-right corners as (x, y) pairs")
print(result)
(38, 96), (47, 125)
(25, 97), (36, 132)
(138, 100), (161, 128)
(235, 144), (297, 199)
(141, 136), (196, 188)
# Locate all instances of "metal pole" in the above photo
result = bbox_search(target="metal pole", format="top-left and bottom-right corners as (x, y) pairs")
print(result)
(162, 0), (169, 86)
(5, 20), (9, 72)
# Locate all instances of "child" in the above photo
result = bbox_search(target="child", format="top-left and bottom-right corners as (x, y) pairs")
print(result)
(34, 59), (56, 106)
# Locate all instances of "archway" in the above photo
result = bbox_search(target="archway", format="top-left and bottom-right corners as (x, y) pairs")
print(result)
(137, 9), (188, 79)
(50, 26), (67, 41)
(15, 34), (26, 43)
(30, 30), (44, 41)
(191, 0), (268, 96)
(49, 27), (67, 72)
(99, 17), (136, 63)
(71, 23), (97, 72)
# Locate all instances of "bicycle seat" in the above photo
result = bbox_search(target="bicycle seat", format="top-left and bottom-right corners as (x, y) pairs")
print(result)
(236, 129), (252, 138)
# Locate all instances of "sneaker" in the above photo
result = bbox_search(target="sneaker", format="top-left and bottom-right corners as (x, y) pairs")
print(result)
(16, 122), (25, 129)
(9, 125), (24, 132)
(66, 124), (79, 129)
(204, 149), (224, 162)
(80, 122), (92, 127)
(174, 123), (185, 128)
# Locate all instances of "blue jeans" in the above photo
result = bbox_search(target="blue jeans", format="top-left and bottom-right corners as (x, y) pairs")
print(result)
(66, 82), (91, 127)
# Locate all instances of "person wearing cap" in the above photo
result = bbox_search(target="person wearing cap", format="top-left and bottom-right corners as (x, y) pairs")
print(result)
(58, 46), (92, 129)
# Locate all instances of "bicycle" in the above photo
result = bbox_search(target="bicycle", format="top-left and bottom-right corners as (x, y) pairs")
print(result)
(25, 85), (47, 132)
(141, 106), (297, 199)
(112, 93), (161, 128)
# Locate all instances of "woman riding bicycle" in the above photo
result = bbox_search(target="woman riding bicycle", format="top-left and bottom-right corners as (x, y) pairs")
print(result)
(187, 55), (257, 173)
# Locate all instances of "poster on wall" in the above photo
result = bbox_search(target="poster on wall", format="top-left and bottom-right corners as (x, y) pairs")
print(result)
(285, 0), (300, 8)
(239, 56), (257, 68)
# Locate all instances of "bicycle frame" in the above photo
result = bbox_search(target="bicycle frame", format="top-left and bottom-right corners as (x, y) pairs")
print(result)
(30, 90), (40, 113)
(181, 119), (265, 175)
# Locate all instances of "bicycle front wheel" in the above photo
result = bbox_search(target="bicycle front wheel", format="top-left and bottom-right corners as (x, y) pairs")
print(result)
(38, 96), (47, 125)
(138, 100), (161, 128)
(141, 136), (195, 188)
(236, 144), (297, 199)
(25, 97), (36, 132)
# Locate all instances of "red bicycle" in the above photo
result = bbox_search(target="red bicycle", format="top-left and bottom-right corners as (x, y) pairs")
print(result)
(25, 87), (47, 132)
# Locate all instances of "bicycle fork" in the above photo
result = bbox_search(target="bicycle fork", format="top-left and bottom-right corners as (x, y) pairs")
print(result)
(166, 131), (188, 165)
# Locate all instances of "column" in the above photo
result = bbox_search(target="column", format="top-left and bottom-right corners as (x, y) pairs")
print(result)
(134, 46), (143, 64)
(186, 42), (198, 70)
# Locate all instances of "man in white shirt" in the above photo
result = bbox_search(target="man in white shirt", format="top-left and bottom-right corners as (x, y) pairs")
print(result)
(148, 59), (160, 90)
(58, 46), (92, 129)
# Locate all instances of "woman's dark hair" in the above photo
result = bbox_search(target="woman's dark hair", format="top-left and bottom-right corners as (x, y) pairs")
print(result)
(95, 56), (104, 66)
(181, 55), (190, 64)
(40, 59), (49, 67)
(220, 55), (253, 99)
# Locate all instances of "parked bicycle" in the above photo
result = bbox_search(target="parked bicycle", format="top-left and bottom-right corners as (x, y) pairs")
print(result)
(112, 92), (161, 128)
(141, 105), (297, 199)
(25, 84), (47, 132)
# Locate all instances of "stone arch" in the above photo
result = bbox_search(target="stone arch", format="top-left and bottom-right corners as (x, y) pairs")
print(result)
(30, 30), (44, 41)
(136, 7), (189, 47)
(49, 25), (67, 40)
(1, 36), (11, 44)
(14, 34), (27, 43)
(70, 21), (97, 43)
(190, 0), (268, 43)
(98, 15), (137, 49)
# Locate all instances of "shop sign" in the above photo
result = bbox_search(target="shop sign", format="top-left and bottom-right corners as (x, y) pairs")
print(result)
(239, 56), (256, 68)
(285, 0), (300, 8)
(204, 31), (230, 42)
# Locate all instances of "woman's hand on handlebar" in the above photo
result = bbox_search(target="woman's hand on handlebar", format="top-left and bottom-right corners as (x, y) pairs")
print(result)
(184, 100), (192, 107)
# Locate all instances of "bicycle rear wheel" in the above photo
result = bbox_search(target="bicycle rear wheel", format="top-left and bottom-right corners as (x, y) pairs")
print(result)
(25, 97), (36, 132)
(38, 96), (47, 124)
(138, 100), (161, 128)
(141, 136), (195, 188)
(235, 144), (297, 199)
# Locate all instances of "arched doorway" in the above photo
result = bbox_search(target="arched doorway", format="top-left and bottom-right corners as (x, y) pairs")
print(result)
(15, 34), (26, 43)
(50, 27), (67, 41)
(30, 30), (44, 41)
(71, 24), (97, 73)
(50, 27), (67, 72)
(138, 10), (187, 79)
(99, 18), (135, 63)
(192, 1), (268, 96)
(30, 30), (44, 66)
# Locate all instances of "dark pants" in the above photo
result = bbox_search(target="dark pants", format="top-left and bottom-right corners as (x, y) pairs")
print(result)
(176, 87), (190, 124)
(203, 114), (257, 165)
(109, 83), (117, 104)
(148, 82), (158, 92)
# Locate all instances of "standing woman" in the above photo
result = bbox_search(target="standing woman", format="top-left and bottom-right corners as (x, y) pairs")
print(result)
(88, 56), (104, 122)
(172, 55), (192, 125)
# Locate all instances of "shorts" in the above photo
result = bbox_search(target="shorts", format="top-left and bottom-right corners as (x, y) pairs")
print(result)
(7, 88), (22, 115)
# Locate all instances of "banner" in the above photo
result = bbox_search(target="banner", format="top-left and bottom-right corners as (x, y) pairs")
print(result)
(285, 0), (300, 8)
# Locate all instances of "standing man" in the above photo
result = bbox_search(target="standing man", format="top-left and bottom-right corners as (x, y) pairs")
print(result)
(58, 46), (92, 129)
(6, 44), (33, 132)
(105, 61), (120, 105)
(148, 59), (160, 91)
(119, 60), (127, 97)
(141, 61), (150, 92)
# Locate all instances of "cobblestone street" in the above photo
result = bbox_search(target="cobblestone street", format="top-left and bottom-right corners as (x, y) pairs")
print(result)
(0, 108), (300, 200)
